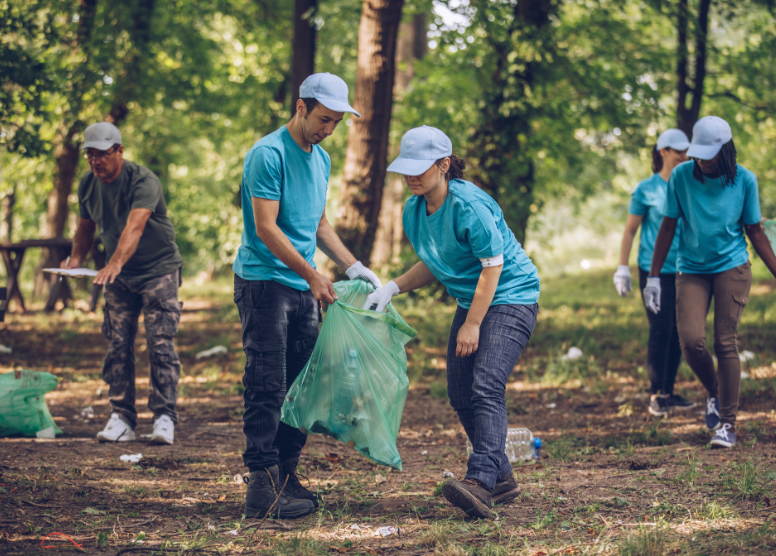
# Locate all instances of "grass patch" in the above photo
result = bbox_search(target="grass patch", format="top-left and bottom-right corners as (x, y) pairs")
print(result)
(266, 533), (328, 555)
(617, 526), (668, 556)
(546, 437), (573, 461)
(721, 461), (772, 501)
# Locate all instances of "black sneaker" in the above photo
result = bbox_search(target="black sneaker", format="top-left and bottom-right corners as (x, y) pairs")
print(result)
(665, 394), (696, 410)
(648, 395), (669, 417)
(491, 473), (519, 506)
(442, 478), (492, 518)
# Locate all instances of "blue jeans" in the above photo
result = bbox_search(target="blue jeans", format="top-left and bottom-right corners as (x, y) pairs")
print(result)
(446, 303), (538, 489)
(234, 275), (319, 471)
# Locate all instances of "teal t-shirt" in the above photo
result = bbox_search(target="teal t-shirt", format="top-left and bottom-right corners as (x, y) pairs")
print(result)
(233, 126), (330, 290)
(402, 179), (540, 309)
(663, 161), (762, 274)
(628, 173), (680, 274)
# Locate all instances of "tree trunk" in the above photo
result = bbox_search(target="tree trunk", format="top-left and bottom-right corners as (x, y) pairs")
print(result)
(1, 186), (16, 243)
(372, 13), (426, 268)
(676, 0), (711, 136)
(34, 0), (98, 296)
(329, 0), (404, 274)
(468, 0), (553, 245)
(291, 0), (317, 112)
(105, 0), (158, 127)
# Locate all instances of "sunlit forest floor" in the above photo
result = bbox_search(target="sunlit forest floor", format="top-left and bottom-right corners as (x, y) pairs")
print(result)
(1, 265), (775, 555)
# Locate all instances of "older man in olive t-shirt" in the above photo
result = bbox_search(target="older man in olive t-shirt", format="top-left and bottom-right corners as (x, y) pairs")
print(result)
(66, 122), (184, 445)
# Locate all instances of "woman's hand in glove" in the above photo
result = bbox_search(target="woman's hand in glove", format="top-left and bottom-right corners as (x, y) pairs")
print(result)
(362, 281), (400, 312)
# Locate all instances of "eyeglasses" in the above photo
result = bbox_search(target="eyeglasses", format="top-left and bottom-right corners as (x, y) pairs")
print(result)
(84, 146), (119, 160)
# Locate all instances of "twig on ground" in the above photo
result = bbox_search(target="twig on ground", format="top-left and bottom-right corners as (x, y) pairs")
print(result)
(115, 548), (218, 556)
(19, 498), (61, 508)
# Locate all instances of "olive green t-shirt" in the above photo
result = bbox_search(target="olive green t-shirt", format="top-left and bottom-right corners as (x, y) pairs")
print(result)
(78, 160), (183, 281)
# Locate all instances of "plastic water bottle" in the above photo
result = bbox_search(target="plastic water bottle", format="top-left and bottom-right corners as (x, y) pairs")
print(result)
(333, 349), (360, 432)
(466, 428), (541, 462)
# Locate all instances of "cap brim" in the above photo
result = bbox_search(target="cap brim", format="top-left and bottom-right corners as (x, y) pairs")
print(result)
(81, 141), (116, 151)
(664, 139), (690, 151)
(317, 99), (361, 118)
(687, 143), (722, 160)
(386, 157), (436, 176)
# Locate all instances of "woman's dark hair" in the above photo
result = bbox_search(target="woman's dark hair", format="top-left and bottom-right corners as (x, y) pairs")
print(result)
(435, 153), (467, 181)
(651, 145), (663, 173)
(692, 140), (737, 186)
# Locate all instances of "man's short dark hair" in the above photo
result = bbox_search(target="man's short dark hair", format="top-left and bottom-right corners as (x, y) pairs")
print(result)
(300, 97), (319, 116)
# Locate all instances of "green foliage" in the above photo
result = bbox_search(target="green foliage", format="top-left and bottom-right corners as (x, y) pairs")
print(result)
(617, 526), (668, 556)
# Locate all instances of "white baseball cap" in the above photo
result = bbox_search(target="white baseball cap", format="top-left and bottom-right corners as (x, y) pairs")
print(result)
(656, 129), (689, 151)
(687, 116), (733, 160)
(299, 73), (360, 117)
(387, 126), (453, 176)
(81, 122), (122, 151)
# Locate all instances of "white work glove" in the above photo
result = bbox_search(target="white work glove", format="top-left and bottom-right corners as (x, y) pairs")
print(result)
(362, 281), (400, 312)
(613, 265), (632, 297)
(345, 261), (383, 289)
(643, 276), (662, 314)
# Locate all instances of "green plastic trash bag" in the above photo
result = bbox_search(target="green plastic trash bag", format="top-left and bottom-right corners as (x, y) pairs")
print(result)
(765, 220), (776, 252)
(281, 280), (417, 470)
(0, 370), (62, 437)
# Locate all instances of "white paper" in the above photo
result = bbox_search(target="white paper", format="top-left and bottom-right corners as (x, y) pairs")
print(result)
(43, 268), (99, 278)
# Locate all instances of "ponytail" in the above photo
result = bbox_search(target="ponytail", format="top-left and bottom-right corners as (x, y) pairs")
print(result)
(435, 153), (467, 181)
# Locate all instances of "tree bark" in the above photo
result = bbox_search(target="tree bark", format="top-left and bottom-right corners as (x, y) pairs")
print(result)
(468, 0), (553, 245)
(676, 0), (711, 136)
(330, 0), (404, 273)
(35, 0), (98, 296)
(1, 185), (15, 243)
(291, 0), (317, 112)
(372, 13), (425, 268)
(105, 0), (158, 127)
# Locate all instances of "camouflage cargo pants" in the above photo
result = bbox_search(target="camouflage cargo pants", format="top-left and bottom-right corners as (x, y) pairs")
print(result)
(102, 269), (182, 429)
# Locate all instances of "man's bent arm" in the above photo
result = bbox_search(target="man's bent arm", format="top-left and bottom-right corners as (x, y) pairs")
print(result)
(315, 209), (357, 271)
(67, 218), (97, 268)
(648, 217), (678, 277)
(252, 198), (336, 302)
(93, 208), (152, 285)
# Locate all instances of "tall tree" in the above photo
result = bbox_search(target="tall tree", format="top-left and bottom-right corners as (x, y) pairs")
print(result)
(676, 0), (712, 135)
(291, 0), (317, 111)
(331, 0), (404, 271)
(372, 12), (426, 268)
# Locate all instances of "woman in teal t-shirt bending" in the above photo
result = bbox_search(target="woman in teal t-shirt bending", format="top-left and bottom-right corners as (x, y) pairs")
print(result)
(364, 126), (540, 518)
(646, 116), (776, 449)
(614, 129), (691, 417)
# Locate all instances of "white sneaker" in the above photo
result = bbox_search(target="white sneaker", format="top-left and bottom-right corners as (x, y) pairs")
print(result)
(147, 414), (174, 445)
(96, 413), (136, 442)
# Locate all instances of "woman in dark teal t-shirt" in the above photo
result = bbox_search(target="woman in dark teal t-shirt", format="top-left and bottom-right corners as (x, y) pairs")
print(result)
(364, 126), (540, 519)
(614, 129), (691, 417)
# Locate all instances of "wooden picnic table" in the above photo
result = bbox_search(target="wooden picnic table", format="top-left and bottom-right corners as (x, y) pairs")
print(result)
(0, 238), (105, 313)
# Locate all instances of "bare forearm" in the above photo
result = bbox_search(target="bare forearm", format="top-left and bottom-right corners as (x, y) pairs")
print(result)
(258, 223), (317, 282)
(394, 261), (437, 293)
(316, 219), (357, 271)
(746, 224), (776, 278)
(619, 231), (636, 266)
(465, 266), (502, 326)
(649, 218), (677, 277)
(71, 222), (95, 265)
(109, 226), (144, 267)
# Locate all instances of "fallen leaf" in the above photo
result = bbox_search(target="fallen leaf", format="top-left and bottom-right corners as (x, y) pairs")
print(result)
(84, 507), (105, 515)
(375, 474), (387, 484)
(218, 494), (226, 501)
(324, 453), (342, 463)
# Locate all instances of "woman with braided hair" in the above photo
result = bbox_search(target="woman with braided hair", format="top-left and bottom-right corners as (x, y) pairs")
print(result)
(645, 116), (776, 448)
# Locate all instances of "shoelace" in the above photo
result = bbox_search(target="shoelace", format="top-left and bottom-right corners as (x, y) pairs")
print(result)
(717, 424), (731, 441)
(707, 398), (719, 417)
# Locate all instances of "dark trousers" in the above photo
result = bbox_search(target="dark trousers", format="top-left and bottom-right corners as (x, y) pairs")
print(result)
(234, 275), (319, 471)
(102, 269), (182, 428)
(446, 303), (538, 489)
(675, 262), (751, 426)
(639, 269), (682, 395)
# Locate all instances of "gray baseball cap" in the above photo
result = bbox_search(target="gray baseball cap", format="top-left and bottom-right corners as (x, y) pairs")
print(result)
(387, 126), (453, 176)
(687, 116), (732, 160)
(81, 122), (122, 151)
(299, 73), (360, 117)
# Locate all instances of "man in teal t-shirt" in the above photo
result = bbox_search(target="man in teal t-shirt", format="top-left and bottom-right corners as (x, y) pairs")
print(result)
(234, 73), (383, 520)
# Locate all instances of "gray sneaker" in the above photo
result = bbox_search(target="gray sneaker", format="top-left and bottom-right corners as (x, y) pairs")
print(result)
(666, 394), (696, 410)
(648, 395), (669, 417)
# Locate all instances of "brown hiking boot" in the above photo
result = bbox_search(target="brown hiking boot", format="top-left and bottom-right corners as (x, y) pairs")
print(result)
(491, 473), (519, 506)
(279, 458), (320, 508)
(243, 465), (315, 519)
(441, 477), (492, 518)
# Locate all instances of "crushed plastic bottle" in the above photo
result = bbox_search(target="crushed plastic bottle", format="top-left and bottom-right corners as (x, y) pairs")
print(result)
(466, 427), (541, 462)
(332, 349), (360, 433)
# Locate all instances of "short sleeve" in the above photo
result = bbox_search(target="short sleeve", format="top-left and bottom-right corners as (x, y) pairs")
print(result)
(458, 202), (504, 259)
(741, 172), (762, 225)
(244, 147), (283, 200)
(628, 184), (648, 216)
(130, 170), (162, 211)
(662, 171), (683, 219)
(77, 175), (91, 219)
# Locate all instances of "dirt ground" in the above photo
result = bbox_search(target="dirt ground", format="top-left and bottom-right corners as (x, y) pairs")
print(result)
(1, 292), (775, 555)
